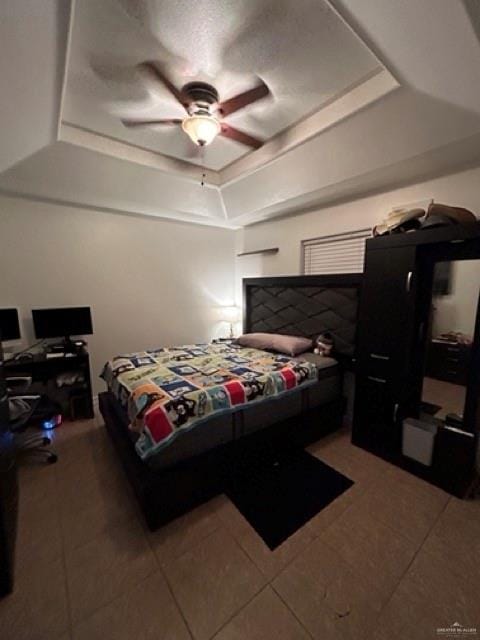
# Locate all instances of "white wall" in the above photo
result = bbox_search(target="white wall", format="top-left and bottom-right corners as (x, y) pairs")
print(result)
(235, 164), (480, 300)
(0, 196), (236, 393)
(3, 163), (480, 395)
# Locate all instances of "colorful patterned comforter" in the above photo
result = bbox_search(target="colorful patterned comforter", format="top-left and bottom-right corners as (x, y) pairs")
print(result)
(101, 342), (317, 461)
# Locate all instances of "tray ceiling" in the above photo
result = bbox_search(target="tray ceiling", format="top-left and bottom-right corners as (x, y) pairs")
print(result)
(3, 0), (480, 229)
(63, 0), (382, 170)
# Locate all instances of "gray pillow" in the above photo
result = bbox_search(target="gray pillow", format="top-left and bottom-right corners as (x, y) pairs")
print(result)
(236, 333), (312, 356)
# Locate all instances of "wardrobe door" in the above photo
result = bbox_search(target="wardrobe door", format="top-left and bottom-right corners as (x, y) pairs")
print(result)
(357, 246), (417, 360)
(353, 246), (418, 452)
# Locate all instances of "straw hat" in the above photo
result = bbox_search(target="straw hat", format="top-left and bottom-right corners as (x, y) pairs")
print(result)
(373, 207), (425, 236)
(387, 207), (425, 229)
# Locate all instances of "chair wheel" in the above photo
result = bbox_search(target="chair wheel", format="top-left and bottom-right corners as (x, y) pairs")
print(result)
(47, 454), (58, 464)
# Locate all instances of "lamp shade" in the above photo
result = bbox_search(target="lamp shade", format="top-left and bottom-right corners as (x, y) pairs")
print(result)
(222, 306), (241, 323)
(182, 115), (220, 146)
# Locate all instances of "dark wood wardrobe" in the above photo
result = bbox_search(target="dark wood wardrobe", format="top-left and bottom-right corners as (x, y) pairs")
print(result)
(353, 221), (480, 497)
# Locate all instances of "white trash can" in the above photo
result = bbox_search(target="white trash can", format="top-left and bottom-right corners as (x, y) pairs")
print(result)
(402, 418), (438, 466)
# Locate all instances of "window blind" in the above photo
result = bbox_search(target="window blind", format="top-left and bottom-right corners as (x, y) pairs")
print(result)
(302, 228), (370, 274)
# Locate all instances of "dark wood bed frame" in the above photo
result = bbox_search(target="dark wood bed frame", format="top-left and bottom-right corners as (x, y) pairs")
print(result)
(99, 274), (362, 530)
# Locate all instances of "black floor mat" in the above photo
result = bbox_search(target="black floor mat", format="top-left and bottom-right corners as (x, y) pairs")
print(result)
(225, 446), (354, 550)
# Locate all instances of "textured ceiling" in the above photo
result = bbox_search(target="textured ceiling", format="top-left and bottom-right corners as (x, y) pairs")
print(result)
(0, 0), (70, 173)
(63, 0), (380, 170)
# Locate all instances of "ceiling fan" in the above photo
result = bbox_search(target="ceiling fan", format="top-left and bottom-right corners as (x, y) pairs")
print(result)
(121, 62), (270, 149)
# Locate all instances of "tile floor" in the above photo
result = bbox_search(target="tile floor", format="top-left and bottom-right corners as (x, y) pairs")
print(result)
(1, 413), (479, 640)
(422, 376), (466, 419)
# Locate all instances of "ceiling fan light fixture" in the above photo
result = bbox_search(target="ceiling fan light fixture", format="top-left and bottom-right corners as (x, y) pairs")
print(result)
(182, 114), (220, 146)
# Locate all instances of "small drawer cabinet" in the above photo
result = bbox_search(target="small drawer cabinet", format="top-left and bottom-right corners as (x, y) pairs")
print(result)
(426, 340), (471, 385)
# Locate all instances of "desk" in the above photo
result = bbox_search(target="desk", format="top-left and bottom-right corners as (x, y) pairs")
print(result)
(5, 350), (94, 420)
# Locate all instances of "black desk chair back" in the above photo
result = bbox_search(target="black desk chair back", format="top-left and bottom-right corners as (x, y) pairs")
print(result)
(7, 376), (58, 464)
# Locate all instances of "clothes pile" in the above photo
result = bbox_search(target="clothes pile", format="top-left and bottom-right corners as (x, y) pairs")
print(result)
(372, 202), (477, 237)
(435, 331), (472, 346)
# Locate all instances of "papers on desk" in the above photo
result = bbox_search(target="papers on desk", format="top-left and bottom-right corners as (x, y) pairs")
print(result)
(46, 352), (76, 359)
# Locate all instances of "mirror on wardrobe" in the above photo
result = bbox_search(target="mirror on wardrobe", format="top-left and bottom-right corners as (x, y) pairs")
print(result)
(421, 259), (480, 422)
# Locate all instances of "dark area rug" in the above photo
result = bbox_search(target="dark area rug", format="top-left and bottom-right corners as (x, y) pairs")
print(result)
(225, 446), (354, 550)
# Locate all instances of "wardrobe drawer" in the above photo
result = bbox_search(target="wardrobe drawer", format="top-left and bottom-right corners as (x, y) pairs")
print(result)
(433, 426), (477, 497)
(353, 374), (401, 452)
(360, 375), (396, 412)
(357, 351), (393, 380)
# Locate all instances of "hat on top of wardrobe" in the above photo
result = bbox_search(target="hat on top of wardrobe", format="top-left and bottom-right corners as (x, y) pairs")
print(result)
(389, 209), (425, 233)
(373, 201), (477, 237)
(373, 207), (425, 236)
(420, 213), (457, 230)
(425, 202), (476, 226)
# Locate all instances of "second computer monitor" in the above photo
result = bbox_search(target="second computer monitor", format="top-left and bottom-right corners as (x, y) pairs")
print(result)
(0, 308), (21, 342)
(32, 307), (93, 340)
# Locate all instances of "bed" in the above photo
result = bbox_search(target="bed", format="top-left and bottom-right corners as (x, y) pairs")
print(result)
(99, 274), (362, 529)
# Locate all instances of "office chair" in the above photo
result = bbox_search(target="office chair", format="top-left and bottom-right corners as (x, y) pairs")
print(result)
(7, 377), (58, 464)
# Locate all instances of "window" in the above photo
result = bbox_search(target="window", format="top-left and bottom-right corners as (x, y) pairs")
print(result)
(301, 228), (370, 274)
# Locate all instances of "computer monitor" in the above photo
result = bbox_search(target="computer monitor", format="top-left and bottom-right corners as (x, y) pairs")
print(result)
(32, 307), (93, 341)
(0, 308), (21, 342)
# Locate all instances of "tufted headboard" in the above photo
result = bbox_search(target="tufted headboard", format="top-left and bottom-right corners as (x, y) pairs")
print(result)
(243, 275), (362, 362)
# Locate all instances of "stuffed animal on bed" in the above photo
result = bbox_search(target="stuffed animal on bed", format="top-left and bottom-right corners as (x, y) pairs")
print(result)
(314, 332), (334, 357)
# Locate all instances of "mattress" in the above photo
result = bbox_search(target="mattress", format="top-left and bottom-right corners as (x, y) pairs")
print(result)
(293, 353), (338, 372)
(108, 370), (340, 471)
(101, 342), (335, 464)
(102, 345), (341, 469)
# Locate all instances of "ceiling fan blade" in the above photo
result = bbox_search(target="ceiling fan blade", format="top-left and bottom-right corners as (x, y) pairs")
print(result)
(139, 62), (190, 110)
(220, 123), (263, 149)
(121, 118), (182, 128)
(217, 82), (270, 118)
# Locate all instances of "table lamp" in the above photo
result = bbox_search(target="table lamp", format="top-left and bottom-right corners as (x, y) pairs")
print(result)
(222, 306), (241, 339)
